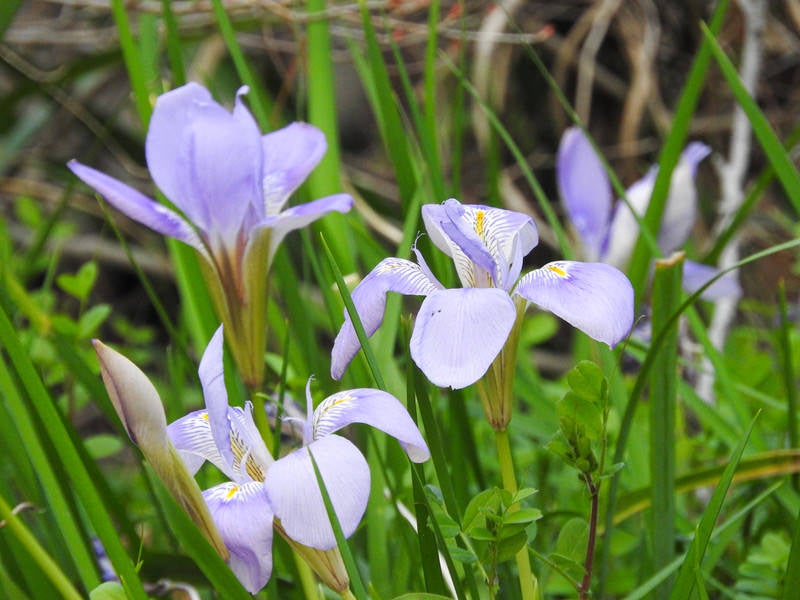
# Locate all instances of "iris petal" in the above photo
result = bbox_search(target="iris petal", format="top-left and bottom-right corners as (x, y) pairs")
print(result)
(146, 83), (263, 239)
(331, 257), (442, 380)
(422, 200), (538, 289)
(682, 260), (741, 301)
(167, 409), (227, 477)
(258, 194), (354, 264)
(261, 122), (328, 214)
(204, 481), (274, 594)
(198, 326), (236, 473)
(265, 436), (369, 550)
(145, 82), (213, 220)
(410, 288), (517, 389)
(658, 142), (710, 254)
(312, 389), (430, 462)
(67, 161), (207, 260)
(556, 127), (612, 261)
(515, 261), (634, 347)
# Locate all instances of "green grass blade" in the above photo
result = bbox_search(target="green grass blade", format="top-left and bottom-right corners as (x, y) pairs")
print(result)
(109, 0), (152, 124)
(701, 23), (800, 215)
(160, 0), (187, 86)
(705, 121), (800, 264)
(0, 304), (149, 600)
(306, 0), (356, 274)
(208, 0), (273, 128)
(777, 282), (798, 480)
(0, 494), (83, 600)
(356, 0), (417, 208)
(784, 500), (800, 600)
(668, 415), (757, 598)
(321, 234), (386, 390)
(0, 355), (97, 589)
(623, 481), (782, 600)
(626, 0), (730, 299)
(649, 253), (683, 597)
(442, 54), (572, 259)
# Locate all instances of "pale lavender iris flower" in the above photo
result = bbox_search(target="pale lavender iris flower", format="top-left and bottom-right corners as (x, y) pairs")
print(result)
(331, 198), (634, 390)
(557, 127), (740, 300)
(168, 327), (429, 593)
(68, 82), (352, 386)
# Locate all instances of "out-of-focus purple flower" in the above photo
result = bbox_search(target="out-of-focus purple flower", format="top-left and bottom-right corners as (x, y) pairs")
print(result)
(331, 198), (634, 390)
(556, 127), (740, 300)
(167, 327), (429, 593)
(69, 82), (352, 387)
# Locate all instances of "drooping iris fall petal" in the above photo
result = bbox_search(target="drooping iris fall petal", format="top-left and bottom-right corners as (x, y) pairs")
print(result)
(515, 261), (634, 348)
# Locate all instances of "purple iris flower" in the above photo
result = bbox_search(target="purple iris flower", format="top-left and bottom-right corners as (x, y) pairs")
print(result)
(68, 82), (353, 386)
(557, 127), (740, 300)
(331, 198), (634, 390)
(168, 327), (429, 593)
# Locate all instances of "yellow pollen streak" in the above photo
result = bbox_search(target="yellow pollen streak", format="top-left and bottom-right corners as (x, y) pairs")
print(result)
(328, 395), (353, 408)
(474, 210), (485, 238)
(226, 485), (239, 499)
(547, 264), (568, 278)
(201, 412), (209, 420)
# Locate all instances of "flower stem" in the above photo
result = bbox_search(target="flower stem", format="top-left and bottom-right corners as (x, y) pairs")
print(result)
(579, 475), (600, 599)
(292, 548), (319, 599)
(251, 393), (275, 452)
(340, 590), (358, 600)
(494, 429), (540, 600)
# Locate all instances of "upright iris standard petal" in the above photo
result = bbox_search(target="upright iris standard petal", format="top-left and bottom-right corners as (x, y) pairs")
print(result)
(67, 161), (207, 259)
(410, 288), (517, 389)
(602, 170), (656, 269)
(556, 127), (612, 261)
(198, 326), (236, 471)
(265, 436), (370, 550)
(422, 200), (538, 289)
(331, 257), (443, 380)
(203, 481), (274, 594)
(515, 261), (634, 348)
(261, 122), (328, 213)
(145, 82), (213, 214)
(658, 142), (710, 254)
(311, 389), (430, 462)
(146, 84), (262, 238)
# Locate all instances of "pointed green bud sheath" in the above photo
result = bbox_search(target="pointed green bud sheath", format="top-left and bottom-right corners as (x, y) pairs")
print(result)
(92, 340), (229, 560)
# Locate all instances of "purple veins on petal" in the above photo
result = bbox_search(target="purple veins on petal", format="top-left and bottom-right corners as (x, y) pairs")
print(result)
(312, 389), (430, 463)
(167, 409), (226, 477)
(264, 435), (370, 550)
(410, 287), (517, 389)
(203, 481), (274, 594)
(330, 257), (443, 380)
(515, 261), (634, 348)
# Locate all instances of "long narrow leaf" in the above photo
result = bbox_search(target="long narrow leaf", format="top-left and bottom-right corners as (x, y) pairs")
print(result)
(668, 415), (757, 597)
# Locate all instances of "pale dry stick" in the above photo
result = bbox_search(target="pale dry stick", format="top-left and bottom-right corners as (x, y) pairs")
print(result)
(616, 0), (662, 165)
(574, 0), (622, 125)
(470, 0), (524, 155)
(697, 0), (766, 405)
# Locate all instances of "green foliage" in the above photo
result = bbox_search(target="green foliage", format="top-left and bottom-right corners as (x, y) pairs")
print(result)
(547, 361), (607, 475)
(2, 1), (800, 599)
